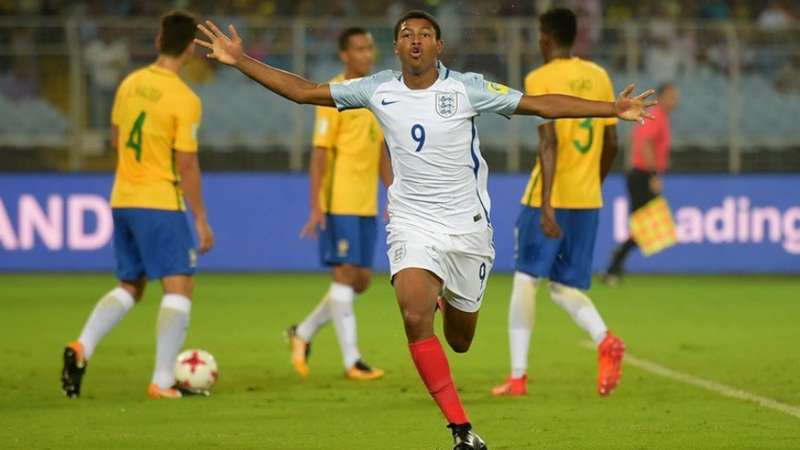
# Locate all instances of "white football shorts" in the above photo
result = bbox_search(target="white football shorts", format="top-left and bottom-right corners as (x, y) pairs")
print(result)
(387, 224), (495, 313)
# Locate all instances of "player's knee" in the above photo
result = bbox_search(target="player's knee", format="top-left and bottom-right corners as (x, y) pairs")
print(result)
(162, 275), (194, 298)
(353, 273), (371, 294)
(402, 308), (425, 328)
(446, 335), (472, 353)
(513, 271), (539, 291)
(549, 282), (570, 305)
(550, 282), (585, 299)
(332, 265), (358, 287)
(120, 279), (146, 302)
(174, 278), (194, 298)
(353, 281), (369, 295)
(183, 278), (195, 298)
(451, 343), (471, 353)
(549, 282), (591, 312)
(401, 308), (433, 339)
(549, 282), (566, 297)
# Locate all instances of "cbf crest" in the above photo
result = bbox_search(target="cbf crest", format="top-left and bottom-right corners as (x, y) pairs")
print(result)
(337, 239), (350, 258)
(436, 93), (458, 118)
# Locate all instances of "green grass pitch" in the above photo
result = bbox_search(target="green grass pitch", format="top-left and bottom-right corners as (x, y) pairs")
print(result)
(1, 273), (798, 449)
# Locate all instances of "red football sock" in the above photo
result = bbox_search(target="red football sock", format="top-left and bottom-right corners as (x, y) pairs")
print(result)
(409, 336), (469, 425)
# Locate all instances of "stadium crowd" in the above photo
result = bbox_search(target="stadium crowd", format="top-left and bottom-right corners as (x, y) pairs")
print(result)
(0, 0), (797, 154)
(0, 0), (797, 23)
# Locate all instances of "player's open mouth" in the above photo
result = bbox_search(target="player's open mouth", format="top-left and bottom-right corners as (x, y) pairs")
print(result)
(410, 47), (422, 59)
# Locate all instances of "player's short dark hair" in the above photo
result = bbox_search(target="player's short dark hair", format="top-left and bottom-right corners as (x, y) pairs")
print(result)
(539, 8), (577, 48)
(393, 10), (441, 41)
(159, 10), (197, 57)
(338, 27), (370, 51)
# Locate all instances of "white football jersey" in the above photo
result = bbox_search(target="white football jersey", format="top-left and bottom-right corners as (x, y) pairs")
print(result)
(330, 62), (524, 235)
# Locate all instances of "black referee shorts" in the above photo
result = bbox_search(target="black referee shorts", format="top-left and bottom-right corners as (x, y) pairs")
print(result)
(626, 169), (658, 213)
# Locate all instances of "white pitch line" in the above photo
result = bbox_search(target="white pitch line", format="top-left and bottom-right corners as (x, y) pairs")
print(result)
(579, 341), (800, 419)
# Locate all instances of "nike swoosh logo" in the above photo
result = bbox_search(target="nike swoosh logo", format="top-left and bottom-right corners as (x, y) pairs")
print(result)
(381, 99), (399, 106)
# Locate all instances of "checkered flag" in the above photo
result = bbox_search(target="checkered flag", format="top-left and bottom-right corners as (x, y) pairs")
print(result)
(629, 196), (677, 256)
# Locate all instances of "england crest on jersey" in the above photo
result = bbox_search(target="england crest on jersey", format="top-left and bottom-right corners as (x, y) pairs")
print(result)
(436, 93), (458, 118)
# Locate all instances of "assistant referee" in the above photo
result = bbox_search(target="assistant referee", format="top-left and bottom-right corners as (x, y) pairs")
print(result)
(603, 83), (679, 285)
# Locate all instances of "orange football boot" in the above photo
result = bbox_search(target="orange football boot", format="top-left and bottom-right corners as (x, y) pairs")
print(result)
(597, 331), (625, 396)
(286, 325), (310, 377)
(147, 384), (183, 399)
(345, 360), (385, 381)
(491, 375), (528, 397)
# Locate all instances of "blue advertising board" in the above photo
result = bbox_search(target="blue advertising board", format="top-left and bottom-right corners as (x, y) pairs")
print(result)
(0, 174), (798, 273)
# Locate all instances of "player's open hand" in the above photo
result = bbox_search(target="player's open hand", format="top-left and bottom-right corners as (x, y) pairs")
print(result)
(300, 207), (326, 239)
(196, 219), (215, 254)
(195, 21), (244, 66)
(540, 205), (561, 239)
(614, 84), (657, 124)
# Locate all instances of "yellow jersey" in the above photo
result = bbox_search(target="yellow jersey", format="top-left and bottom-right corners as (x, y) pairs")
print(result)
(110, 65), (202, 211)
(521, 57), (617, 209)
(313, 74), (384, 216)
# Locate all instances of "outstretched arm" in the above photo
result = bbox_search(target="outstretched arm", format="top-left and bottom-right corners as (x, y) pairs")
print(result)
(515, 84), (656, 124)
(195, 21), (335, 107)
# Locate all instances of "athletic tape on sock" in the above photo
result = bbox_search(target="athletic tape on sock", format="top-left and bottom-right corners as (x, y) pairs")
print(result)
(110, 287), (136, 310)
(329, 282), (355, 303)
(550, 282), (607, 345)
(161, 294), (191, 313)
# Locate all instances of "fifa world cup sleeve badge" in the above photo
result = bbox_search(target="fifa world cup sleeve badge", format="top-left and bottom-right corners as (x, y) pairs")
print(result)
(486, 81), (510, 95)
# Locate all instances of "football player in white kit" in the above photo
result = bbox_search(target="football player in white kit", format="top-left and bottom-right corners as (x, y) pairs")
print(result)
(196, 10), (655, 450)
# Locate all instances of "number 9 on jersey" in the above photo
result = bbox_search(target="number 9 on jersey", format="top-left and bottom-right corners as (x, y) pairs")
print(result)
(411, 124), (425, 152)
